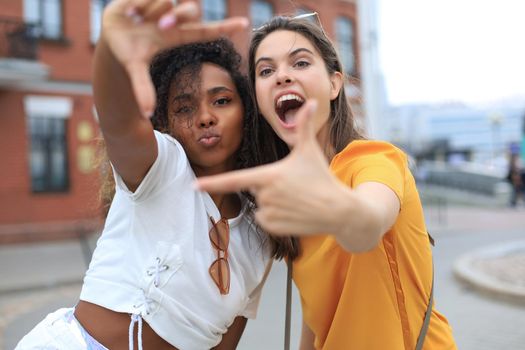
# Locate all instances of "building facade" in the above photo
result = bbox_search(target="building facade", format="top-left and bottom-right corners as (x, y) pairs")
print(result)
(0, 0), (360, 242)
(387, 103), (524, 167)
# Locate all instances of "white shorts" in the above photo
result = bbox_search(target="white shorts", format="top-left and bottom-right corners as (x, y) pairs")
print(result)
(15, 307), (108, 350)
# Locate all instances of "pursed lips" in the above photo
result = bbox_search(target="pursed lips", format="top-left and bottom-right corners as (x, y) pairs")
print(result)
(198, 131), (221, 147)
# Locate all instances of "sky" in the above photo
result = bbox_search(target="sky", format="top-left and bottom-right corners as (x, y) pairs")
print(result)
(379, 0), (525, 106)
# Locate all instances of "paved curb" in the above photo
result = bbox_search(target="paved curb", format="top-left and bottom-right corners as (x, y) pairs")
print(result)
(0, 238), (94, 295)
(453, 240), (525, 304)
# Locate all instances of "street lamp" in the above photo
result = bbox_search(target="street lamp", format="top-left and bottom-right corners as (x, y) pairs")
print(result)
(488, 112), (504, 167)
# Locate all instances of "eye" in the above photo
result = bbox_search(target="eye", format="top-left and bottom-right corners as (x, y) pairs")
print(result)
(213, 97), (232, 106)
(258, 67), (273, 77)
(174, 105), (195, 115)
(294, 60), (310, 69)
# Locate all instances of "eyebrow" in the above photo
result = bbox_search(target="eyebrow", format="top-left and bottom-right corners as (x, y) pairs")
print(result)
(207, 86), (233, 95)
(172, 93), (193, 102)
(255, 47), (315, 67)
(172, 86), (234, 104)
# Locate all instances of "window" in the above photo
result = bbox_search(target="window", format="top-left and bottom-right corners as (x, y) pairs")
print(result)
(250, 0), (273, 30)
(91, 0), (112, 43)
(202, 0), (226, 21)
(335, 16), (355, 75)
(25, 96), (72, 193)
(23, 0), (63, 40)
(28, 117), (69, 192)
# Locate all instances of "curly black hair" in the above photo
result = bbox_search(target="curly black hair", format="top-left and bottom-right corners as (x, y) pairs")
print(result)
(149, 38), (259, 173)
(148, 39), (272, 249)
(98, 39), (260, 214)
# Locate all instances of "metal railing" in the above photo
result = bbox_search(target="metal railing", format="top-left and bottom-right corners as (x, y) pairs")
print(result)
(0, 16), (38, 60)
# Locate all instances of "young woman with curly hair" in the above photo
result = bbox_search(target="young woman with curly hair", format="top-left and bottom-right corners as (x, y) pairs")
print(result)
(16, 2), (272, 349)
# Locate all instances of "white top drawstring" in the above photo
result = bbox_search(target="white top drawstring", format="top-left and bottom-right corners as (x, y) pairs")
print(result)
(129, 289), (153, 350)
(128, 313), (143, 350)
(146, 257), (169, 287)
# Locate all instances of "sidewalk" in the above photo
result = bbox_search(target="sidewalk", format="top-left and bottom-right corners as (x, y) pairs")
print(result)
(0, 233), (98, 294)
(454, 240), (525, 303)
(425, 204), (525, 303)
(0, 204), (523, 349)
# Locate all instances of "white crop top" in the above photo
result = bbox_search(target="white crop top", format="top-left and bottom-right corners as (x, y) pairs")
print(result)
(80, 131), (272, 349)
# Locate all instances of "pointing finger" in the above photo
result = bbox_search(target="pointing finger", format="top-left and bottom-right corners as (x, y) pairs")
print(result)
(195, 165), (274, 194)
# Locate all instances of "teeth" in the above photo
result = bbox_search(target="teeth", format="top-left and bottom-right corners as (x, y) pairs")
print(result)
(276, 94), (304, 108)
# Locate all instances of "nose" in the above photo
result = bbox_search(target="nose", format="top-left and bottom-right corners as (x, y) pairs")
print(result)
(196, 105), (217, 128)
(275, 67), (293, 86)
(277, 78), (292, 86)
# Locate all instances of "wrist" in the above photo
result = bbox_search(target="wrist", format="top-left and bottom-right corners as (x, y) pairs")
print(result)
(328, 181), (380, 252)
(326, 180), (355, 238)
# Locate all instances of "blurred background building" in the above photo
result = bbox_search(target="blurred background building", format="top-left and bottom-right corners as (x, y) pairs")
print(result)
(387, 103), (524, 167)
(2, 0), (522, 244)
(0, 0), (101, 243)
(0, 0), (362, 243)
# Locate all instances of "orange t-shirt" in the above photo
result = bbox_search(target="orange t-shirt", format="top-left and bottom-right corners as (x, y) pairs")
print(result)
(293, 140), (457, 350)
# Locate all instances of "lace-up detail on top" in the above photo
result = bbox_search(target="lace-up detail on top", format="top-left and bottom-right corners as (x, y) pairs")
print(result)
(147, 257), (170, 287)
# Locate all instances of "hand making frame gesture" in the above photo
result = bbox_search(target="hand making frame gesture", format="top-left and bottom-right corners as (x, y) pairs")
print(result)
(101, 0), (248, 118)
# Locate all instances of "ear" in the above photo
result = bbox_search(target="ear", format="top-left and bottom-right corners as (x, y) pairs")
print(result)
(329, 71), (344, 101)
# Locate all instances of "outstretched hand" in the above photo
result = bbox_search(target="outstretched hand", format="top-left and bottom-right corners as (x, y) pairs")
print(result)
(196, 100), (348, 237)
(101, 0), (248, 118)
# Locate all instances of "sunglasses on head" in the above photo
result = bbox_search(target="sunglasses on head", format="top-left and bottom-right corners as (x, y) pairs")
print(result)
(253, 11), (326, 36)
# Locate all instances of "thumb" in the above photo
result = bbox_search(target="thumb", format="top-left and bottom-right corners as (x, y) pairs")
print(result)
(126, 60), (156, 119)
(295, 99), (318, 149)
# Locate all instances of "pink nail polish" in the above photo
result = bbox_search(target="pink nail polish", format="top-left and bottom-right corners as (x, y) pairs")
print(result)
(158, 15), (176, 30)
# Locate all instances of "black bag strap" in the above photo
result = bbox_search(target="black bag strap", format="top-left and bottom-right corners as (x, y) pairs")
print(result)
(415, 259), (434, 350)
(415, 232), (436, 350)
(284, 258), (293, 350)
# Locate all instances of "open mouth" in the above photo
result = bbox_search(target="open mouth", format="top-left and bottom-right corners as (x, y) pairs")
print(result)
(275, 94), (305, 125)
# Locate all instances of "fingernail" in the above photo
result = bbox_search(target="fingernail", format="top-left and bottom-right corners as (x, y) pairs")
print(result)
(239, 18), (249, 28)
(126, 7), (143, 24)
(158, 14), (176, 30)
(125, 6), (137, 17)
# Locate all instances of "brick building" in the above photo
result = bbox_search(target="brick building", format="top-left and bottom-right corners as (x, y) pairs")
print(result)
(0, 0), (360, 243)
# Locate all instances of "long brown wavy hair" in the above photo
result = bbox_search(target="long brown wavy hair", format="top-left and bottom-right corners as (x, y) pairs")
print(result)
(248, 16), (365, 260)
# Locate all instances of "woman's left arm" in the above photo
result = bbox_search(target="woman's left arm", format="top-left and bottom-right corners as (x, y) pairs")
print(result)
(213, 316), (247, 350)
(195, 101), (400, 253)
(328, 181), (400, 252)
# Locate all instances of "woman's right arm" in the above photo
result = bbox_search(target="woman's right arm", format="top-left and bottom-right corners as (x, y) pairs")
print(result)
(94, 28), (156, 192)
(299, 320), (315, 350)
